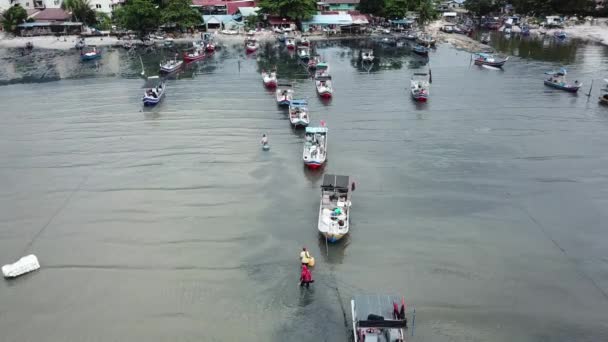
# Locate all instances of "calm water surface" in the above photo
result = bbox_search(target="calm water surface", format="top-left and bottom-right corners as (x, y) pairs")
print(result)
(1, 37), (608, 341)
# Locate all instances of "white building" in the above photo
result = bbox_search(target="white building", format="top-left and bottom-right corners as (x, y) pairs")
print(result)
(1, 0), (122, 15)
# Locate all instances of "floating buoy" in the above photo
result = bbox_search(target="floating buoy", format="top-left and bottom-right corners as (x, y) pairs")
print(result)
(2, 254), (40, 278)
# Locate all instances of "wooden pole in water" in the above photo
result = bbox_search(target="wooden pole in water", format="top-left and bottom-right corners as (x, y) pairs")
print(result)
(139, 56), (145, 77)
(587, 79), (594, 97)
(325, 234), (329, 256)
(411, 308), (416, 336)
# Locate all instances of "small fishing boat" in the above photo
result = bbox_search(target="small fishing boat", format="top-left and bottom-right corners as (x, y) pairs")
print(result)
(163, 38), (174, 47)
(416, 34), (436, 47)
(183, 43), (205, 62)
(503, 27), (512, 35)
(315, 74), (333, 98)
(246, 41), (258, 53)
(300, 36), (310, 46)
(142, 76), (166, 106)
(405, 31), (417, 40)
(599, 93), (608, 105)
(308, 56), (318, 70)
(441, 25), (454, 33)
(544, 68), (581, 92)
(286, 38), (296, 49)
(160, 56), (183, 73)
(275, 83), (293, 106)
(205, 42), (215, 52)
(361, 49), (374, 62)
(410, 72), (430, 102)
(303, 126), (327, 168)
(473, 52), (508, 67)
(122, 40), (134, 49)
(25, 41), (33, 49)
(297, 45), (310, 61)
(277, 32), (287, 43)
(289, 99), (310, 128)
(412, 44), (429, 56)
(80, 47), (101, 61)
(316, 62), (329, 75)
(318, 174), (352, 242)
(554, 30), (567, 39)
(521, 25), (530, 36)
(351, 294), (409, 342)
(262, 70), (278, 88)
(481, 33), (491, 44)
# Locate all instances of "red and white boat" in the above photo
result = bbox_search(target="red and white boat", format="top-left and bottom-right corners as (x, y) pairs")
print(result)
(315, 74), (333, 98)
(262, 70), (277, 88)
(410, 72), (430, 102)
(303, 125), (327, 169)
(246, 41), (258, 53)
(286, 38), (296, 49)
(205, 42), (215, 52)
(300, 36), (310, 46)
(183, 44), (205, 63)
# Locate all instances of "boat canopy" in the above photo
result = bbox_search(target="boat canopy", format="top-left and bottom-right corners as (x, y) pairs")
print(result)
(316, 74), (332, 81)
(143, 76), (163, 88)
(306, 127), (328, 134)
(322, 174), (350, 192)
(290, 99), (308, 107)
(316, 62), (329, 68)
(353, 295), (408, 329)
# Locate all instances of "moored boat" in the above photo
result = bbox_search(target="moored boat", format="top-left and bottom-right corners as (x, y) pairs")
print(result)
(276, 83), (293, 106)
(183, 43), (205, 62)
(410, 72), (430, 102)
(289, 99), (310, 127)
(315, 74), (333, 98)
(599, 93), (608, 105)
(416, 34), (436, 47)
(405, 30), (418, 40)
(80, 47), (101, 61)
(262, 69), (278, 88)
(286, 38), (296, 49)
(318, 174), (353, 242)
(316, 61), (329, 75)
(480, 33), (491, 44)
(142, 76), (166, 106)
(246, 40), (258, 53)
(351, 294), (409, 342)
(361, 49), (374, 62)
(412, 44), (429, 56)
(544, 68), (581, 92)
(303, 126), (327, 168)
(473, 52), (508, 67)
(300, 36), (310, 46)
(297, 45), (310, 61)
(205, 42), (215, 52)
(160, 56), (183, 73)
(308, 56), (318, 70)
(554, 30), (567, 39)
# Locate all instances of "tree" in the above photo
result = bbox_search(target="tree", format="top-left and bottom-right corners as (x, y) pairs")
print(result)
(384, 0), (408, 19)
(417, 0), (436, 25)
(2, 5), (28, 34)
(160, 0), (202, 31)
(113, 0), (160, 37)
(258, 0), (317, 21)
(63, 0), (97, 26)
(96, 11), (112, 30)
(244, 14), (260, 30)
(358, 0), (386, 16)
(464, 0), (498, 18)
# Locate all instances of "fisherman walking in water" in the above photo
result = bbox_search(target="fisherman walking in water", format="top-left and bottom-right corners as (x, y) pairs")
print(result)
(300, 264), (314, 288)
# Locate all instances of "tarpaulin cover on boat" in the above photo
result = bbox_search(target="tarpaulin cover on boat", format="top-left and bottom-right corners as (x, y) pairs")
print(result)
(353, 295), (407, 329)
(322, 174), (350, 191)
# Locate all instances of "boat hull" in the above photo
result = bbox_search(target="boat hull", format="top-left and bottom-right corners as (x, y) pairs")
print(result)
(205, 45), (215, 52)
(318, 91), (332, 98)
(291, 120), (309, 128)
(143, 95), (163, 106)
(412, 94), (428, 102)
(321, 232), (345, 243)
(246, 46), (257, 53)
(277, 99), (291, 106)
(474, 59), (506, 67)
(544, 80), (580, 92)
(183, 54), (205, 63)
(80, 54), (101, 61)
(264, 81), (277, 88)
(413, 50), (428, 56)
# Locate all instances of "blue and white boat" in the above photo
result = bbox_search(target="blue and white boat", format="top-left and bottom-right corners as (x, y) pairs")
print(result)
(275, 83), (293, 106)
(142, 76), (166, 106)
(544, 68), (581, 93)
(351, 294), (410, 342)
(318, 174), (353, 243)
(412, 44), (429, 57)
(80, 47), (101, 61)
(289, 99), (310, 127)
(303, 126), (327, 169)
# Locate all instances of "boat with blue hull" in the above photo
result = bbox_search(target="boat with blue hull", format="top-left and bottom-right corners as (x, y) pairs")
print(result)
(544, 68), (581, 93)
(351, 294), (410, 342)
(318, 174), (353, 243)
(412, 44), (429, 57)
(142, 76), (166, 106)
(473, 52), (508, 67)
(275, 83), (293, 106)
(80, 47), (101, 61)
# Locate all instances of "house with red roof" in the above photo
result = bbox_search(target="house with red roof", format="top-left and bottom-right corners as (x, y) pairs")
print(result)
(192, 0), (256, 15)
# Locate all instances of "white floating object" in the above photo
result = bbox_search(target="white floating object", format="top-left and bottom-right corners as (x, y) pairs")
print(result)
(2, 254), (40, 278)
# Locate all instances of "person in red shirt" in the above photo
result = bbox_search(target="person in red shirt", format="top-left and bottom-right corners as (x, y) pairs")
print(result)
(300, 265), (314, 288)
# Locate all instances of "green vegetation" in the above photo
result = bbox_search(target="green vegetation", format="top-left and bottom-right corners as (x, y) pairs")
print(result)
(359, 0), (437, 25)
(160, 0), (202, 31)
(95, 11), (112, 30)
(1, 5), (27, 34)
(465, 0), (596, 17)
(63, 0), (97, 26)
(258, 0), (317, 21)
(113, 0), (160, 37)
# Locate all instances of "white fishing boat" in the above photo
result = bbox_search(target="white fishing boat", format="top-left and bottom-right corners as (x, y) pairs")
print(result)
(410, 72), (430, 102)
(286, 38), (296, 49)
(361, 49), (374, 62)
(262, 70), (278, 88)
(303, 126), (327, 169)
(159, 56), (183, 73)
(246, 41), (258, 53)
(315, 74), (333, 98)
(289, 99), (310, 127)
(318, 174), (353, 242)
(351, 294), (409, 342)
(275, 83), (293, 106)
(297, 45), (310, 61)
(142, 76), (166, 106)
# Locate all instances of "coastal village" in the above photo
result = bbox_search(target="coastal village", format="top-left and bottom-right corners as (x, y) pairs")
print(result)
(2, 0), (608, 341)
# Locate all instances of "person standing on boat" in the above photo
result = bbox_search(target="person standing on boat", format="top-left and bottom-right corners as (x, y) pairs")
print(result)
(300, 265), (313, 288)
(261, 134), (268, 145)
